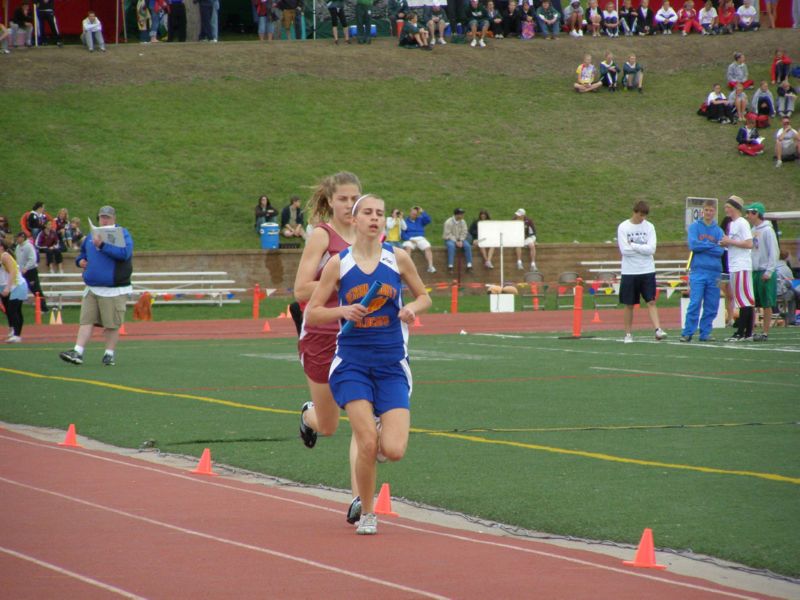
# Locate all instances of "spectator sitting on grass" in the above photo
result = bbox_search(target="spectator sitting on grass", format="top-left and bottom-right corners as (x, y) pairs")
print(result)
(586, 0), (602, 36)
(750, 81), (776, 121)
(536, 0), (561, 38)
(564, 0), (585, 37)
(698, 0), (718, 34)
(281, 196), (307, 239)
(636, 0), (655, 34)
(717, 0), (735, 33)
(776, 80), (796, 117)
(466, 0), (490, 47)
(10, 2), (34, 48)
(517, 0), (536, 38)
(771, 49), (791, 85)
(728, 82), (749, 123)
(399, 12), (432, 48)
(487, 1), (504, 38)
(655, 0), (677, 33)
(600, 51), (619, 91)
(602, 1), (619, 36)
(255, 195), (278, 232)
(677, 0), (702, 35)
(622, 53), (644, 92)
(402, 206), (436, 273)
(502, 0), (521, 37)
(575, 54), (602, 93)
(727, 52), (754, 89)
(424, 1), (449, 45)
(735, 0), (758, 30)
(736, 114), (764, 156)
(774, 116), (799, 167)
(619, 0), (638, 34)
(705, 83), (733, 123)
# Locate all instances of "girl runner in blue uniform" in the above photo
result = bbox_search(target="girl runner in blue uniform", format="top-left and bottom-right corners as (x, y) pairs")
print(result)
(305, 194), (431, 535)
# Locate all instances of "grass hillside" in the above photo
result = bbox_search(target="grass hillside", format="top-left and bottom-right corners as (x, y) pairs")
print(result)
(0, 30), (797, 250)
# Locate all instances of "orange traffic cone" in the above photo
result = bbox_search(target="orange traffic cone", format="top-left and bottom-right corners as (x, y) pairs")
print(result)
(592, 309), (602, 324)
(623, 528), (667, 570)
(374, 483), (398, 516)
(413, 316), (422, 328)
(55, 310), (63, 325)
(190, 448), (218, 476)
(119, 323), (127, 336)
(262, 319), (271, 333)
(58, 423), (83, 448)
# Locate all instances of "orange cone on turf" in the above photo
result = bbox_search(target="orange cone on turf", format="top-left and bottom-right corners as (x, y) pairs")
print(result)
(374, 483), (398, 516)
(623, 528), (667, 570)
(262, 319), (271, 333)
(55, 310), (63, 325)
(59, 423), (83, 447)
(119, 323), (127, 336)
(592, 309), (602, 324)
(190, 448), (218, 476)
(413, 316), (422, 328)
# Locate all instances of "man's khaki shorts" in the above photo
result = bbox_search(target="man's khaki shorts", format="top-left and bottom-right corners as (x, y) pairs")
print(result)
(79, 292), (127, 329)
(281, 9), (296, 29)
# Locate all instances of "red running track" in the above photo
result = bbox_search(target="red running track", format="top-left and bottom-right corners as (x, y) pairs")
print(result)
(0, 428), (779, 600)
(20, 307), (682, 344)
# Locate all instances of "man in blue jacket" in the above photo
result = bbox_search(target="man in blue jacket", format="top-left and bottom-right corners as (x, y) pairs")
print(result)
(60, 205), (134, 366)
(401, 206), (436, 273)
(680, 199), (724, 342)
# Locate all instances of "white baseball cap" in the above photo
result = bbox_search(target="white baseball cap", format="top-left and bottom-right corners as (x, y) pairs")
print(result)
(515, 208), (526, 217)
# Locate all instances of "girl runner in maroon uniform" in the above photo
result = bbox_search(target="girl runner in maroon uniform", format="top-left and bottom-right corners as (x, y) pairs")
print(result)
(293, 172), (363, 523)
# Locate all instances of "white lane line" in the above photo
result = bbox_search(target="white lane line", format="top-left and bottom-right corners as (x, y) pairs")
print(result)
(0, 477), (449, 600)
(0, 546), (148, 599)
(590, 367), (800, 388)
(0, 434), (764, 599)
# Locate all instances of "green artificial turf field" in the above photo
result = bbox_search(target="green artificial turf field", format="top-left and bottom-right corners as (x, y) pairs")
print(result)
(2, 330), (798, 575)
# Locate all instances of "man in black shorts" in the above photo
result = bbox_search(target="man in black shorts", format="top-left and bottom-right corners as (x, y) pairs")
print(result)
(616, 200), (667, 343)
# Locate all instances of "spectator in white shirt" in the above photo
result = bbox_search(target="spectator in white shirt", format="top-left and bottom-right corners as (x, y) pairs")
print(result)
(655, 0), (678, 33)
(82, 11), (106, 52)
(698, 0), (718, 33)
(735, 0), (758, 30)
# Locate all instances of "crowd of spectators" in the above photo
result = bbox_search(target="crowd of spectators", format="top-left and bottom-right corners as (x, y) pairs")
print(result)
(697, 49), (799, 167)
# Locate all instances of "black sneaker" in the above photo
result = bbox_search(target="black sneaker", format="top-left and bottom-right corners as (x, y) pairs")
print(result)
(699, 336), (716, 342)
(102, 353), (115, 366)
(679, 335), (692, 342)
(346, 496), (362, 524)
(59, 350), (83, 365)
(752, 333), (768, 342)
(299, 401), (317, 448)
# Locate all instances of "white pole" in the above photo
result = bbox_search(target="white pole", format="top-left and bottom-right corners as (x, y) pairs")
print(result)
(499, 232), (505, 288)
(312, 0), (316, 39)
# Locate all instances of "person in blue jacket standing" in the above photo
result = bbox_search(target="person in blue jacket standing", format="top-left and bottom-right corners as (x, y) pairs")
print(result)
(60, 205), (134, 366)
(681, 199), (724, 342)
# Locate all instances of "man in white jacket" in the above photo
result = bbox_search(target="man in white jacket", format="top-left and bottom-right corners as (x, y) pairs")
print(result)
(82, 11), (106, 52)
(617, 200), (667, 343)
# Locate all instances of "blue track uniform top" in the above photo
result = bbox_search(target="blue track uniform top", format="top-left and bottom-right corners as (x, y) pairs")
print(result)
(335, 243), (408, 366)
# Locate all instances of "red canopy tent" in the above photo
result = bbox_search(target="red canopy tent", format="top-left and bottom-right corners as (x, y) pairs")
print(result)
(3, 0), (124, 39)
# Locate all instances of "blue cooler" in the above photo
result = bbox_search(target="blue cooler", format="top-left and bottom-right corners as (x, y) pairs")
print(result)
(260, 222), (279, 249)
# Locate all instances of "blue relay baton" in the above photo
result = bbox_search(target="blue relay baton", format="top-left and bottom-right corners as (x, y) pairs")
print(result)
(340, 280), (383, 335)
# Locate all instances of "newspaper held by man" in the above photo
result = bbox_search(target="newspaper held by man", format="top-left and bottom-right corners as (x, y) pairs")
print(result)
(88, 218), (126, 248)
